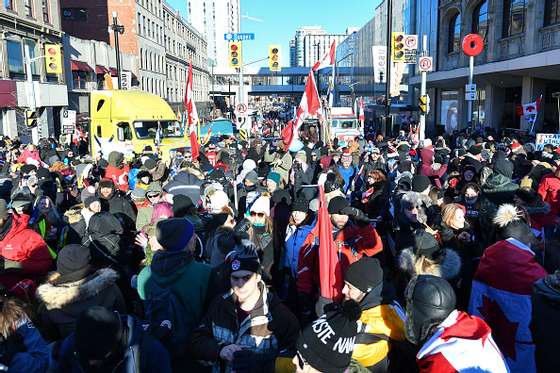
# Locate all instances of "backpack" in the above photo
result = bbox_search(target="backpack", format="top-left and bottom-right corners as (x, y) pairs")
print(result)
(143, 279), (194, 357)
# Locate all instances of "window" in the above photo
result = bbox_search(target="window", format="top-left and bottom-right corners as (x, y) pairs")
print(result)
(24, 0), (33, 17)
(42, 0), (49, 23)
(62, 8), (87, 21)
(72, 71), (87, 89)
(503, 0), (526, 37)
(448, 13), (461, 53)
(4, 0), (13, 11)
(472, 1), (488, 41)
(23, 39), (38, 75)
(545, 0), (560, 26)
(7, 40), (24, 76)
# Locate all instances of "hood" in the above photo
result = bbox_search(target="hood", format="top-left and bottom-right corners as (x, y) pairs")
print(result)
(398, 247), (461, 280)
(36, 268), (119, 310)
(420, 148), (434, 165)
(483, 173), (517, 191)
(7, 213), (31, 237)
(108, 151), (124, 168)
(87, 212), (123, 237)
(534, 274), (560, 306)
(150, 250), (193, 282)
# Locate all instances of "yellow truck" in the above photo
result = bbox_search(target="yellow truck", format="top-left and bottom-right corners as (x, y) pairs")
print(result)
(89, 90), (189, 159)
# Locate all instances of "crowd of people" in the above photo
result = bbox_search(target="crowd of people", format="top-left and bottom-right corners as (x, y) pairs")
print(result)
(0, 126), (558, 373)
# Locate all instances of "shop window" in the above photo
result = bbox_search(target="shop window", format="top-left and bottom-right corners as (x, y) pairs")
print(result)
(4, 0), (13, 11)
(7, 40), (24, 77)
(440, 90), (459, 134)
(448, 13), (461, 53)
(503, 0), (526, 37)
(472, 1), (488, 41)
(545, 0), (560, 26)
(72, 71), (87, 89)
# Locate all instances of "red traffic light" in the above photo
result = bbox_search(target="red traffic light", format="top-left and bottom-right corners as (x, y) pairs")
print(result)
(48, 47), (57, 55)
(230, 44), (238, 51)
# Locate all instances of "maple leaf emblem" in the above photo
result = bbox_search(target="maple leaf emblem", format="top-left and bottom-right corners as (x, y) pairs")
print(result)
(478, 295), (519, 360)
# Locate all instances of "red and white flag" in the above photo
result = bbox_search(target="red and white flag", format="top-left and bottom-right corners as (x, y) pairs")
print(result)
(522, 95), (542, 117)
(312, 40), (336, 72)
(469, 238), (547, 372)
(184, 62), (199, 160)
(417, 310), (509, 373)
(358, 97), (365, 124)
(282, 70), (320, 148)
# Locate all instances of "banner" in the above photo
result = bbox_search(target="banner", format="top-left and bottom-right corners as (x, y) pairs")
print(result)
(372, 46), (387, 83)
(535, 133), (560, 151)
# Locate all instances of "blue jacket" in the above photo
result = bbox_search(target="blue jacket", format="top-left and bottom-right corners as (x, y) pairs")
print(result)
(128, 168), (139, 190)
(338, 165), (358, 193)
(284, 219), (316, 277)
(2, 319), (49, 373)
(51, 315), (171, 373)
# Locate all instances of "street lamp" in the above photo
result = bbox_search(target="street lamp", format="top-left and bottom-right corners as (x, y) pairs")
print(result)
(110, 12), (125, 89)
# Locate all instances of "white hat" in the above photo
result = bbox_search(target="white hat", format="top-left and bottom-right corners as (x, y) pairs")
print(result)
(207, 189), (229, 214)
(250, 196), (270, 216)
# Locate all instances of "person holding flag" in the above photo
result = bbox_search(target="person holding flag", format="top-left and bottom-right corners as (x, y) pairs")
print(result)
(184, 62), (199, 160)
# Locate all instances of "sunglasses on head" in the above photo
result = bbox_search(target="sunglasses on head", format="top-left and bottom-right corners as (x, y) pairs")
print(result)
(250, 211), (265, 218)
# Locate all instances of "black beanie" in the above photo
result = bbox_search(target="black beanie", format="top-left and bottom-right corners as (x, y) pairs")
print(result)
(99, 179), (115, 189)
(412, 175), (431, 193)
(55, 244), (92, 284)
(344, 257), (383, 294)
(173, 194), (194, 217)
(297, 300), (362, 373)
(75, 306), (122, 360)
(227, 240), (261, 274)
(156, 218), (194, 252)
(493, 157), (514, 179)
(414, 230), (442, 260)
(328, 196), (350, 215)
(468, 145), (482, 155)
(292, 198), (309, 213)
(36, 167), (51, 181)
(20, 164), (37, 175)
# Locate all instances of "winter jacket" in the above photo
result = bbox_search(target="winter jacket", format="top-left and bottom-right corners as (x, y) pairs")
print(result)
(0, 318), (50, 373)
(531, 273), (560, 373)
(189, 282), (299, 373)
(103, 191), (137, 233)
(52, 314), (172, 373)
(482, 172), (519, 206)
(338, 164), (358, 193)
(137, 250), (212, 326)
(283, 220), (315, 277)
(163, 171), (203, 204)
(0, 213), (51, 289)
(296, 222), (383, 296)
(36, 268), (126, 340)
(416, 310), (508, 373)
(537, 173), (560, 219)
(420, 149), (448, 189)
(105, 152), (129, 192)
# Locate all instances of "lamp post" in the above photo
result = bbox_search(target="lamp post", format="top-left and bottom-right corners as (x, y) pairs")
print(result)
(110, 12), (125, 89)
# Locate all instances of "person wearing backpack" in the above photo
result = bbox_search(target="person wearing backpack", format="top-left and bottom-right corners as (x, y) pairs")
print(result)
(136, 218), (212, 366)
(52, 305), (171, 373)
(189, 243), (299, 373)
(341, 257), (417, 373)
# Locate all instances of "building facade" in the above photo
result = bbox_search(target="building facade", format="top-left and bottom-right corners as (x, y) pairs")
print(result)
(290, 26), (325, 67)
(409, 0), (560, 135)
(0, 0), (68, 142)
(163, 2), (210, 114)
(187, 0), (239, 74)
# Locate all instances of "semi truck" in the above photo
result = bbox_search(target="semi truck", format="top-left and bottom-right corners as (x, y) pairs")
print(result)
(330, 107), (362, 142)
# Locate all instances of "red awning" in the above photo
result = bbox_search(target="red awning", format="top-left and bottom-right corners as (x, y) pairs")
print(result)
(95, 65), (109, 75)
(70, 60), (93, 72)
(109, 67), (118, 76)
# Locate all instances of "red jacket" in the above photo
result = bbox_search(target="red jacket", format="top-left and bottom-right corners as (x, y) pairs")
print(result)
(104, 165), (130, 192)
(538, 173), (560, 218)
(0, 213), (52, 289)
(296, 222), (383, 295)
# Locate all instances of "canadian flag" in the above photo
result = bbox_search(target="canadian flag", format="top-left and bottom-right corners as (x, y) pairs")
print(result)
(358, 97), (365, 123)
(312, 40), (336, 72)
(522, 95), (542, 117)
(184, 62), (199, 160)
(282, 70), (320, 148)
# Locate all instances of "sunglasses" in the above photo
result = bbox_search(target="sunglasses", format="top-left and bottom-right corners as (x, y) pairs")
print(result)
(296, 351), (306, 370)
(250, 211), (265, 218)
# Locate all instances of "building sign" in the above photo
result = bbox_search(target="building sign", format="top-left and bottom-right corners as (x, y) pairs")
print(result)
(372, 46), (387, 83)
(60, 109), (76, 134)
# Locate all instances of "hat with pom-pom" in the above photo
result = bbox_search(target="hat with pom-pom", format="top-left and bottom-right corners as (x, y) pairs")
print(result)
(493, 204), (534, 245)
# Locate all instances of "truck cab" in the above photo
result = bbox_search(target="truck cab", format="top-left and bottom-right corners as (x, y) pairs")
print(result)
(330, 107), (362, 142)
(89, 90), (189, 160)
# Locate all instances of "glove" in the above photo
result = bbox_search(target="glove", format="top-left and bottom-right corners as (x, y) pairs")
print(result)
(341, 207), (370, 226)
(0, 332), (26, 366)
(232, 350), (273, 373)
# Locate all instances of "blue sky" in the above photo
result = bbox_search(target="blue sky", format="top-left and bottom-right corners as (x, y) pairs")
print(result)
(167, 0), (379, 67)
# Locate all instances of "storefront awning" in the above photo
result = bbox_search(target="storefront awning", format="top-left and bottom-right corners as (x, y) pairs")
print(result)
(71, 60), (93, 72)
(95, 65), (110, 75)
(109, 67), (118, 76)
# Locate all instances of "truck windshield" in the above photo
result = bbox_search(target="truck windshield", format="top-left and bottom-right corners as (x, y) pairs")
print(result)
(334, 119), (357, 129)
(133, 120), (183, 139)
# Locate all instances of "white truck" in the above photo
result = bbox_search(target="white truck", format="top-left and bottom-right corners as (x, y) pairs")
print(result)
(330, 107), (362, 142)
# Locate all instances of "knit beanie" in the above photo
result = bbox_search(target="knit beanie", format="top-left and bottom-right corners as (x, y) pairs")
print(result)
(412, 175), (431, 193)
(131, 188), (146, 202)
(468, 145), (482, 155)
(493, 157), (514, 179)
(266, 172), (281, 185)
(80, 185), (97, 204)
(295, 150), (307, 163)
(54, 244), (92, 284)
(207, 190), (230, 214)
(156, 218), (194, 252)
(250, 196), (270, 216)
(328, 196), (350, 215)
(344, 257), (383, 294)
(414, 230), (442, 260)
(75, 306), (122, 360)
(173, 194), (194, 217)
(227, 240), (261, 274)
(244, 170), (259, 184)
(291, 198), (309, 213)
(297, 300), (362, 373)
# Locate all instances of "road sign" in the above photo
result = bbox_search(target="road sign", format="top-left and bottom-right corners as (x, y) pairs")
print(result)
(465, 83), (477, 93)
(465, 92), (477, 101)
(404, 35), (418, 50)
(418, 56), (433, 72)
(224, 33), (255, 41)
(239, 129), (249, 141)
(60, 109), (76, 134)
(120, 71), (132, 90)
(404, 49), (417, 64)
(236, 103), (248, 114)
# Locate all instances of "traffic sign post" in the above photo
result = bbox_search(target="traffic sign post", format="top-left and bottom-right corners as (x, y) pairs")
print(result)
(418, 56), (433, 72)
(419, 34), (429, 141)
(462, 34), (484, 129)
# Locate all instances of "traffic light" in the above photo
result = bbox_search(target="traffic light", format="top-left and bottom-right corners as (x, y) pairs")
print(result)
(419, 95), (430, 114)
(44, 44), (62, 74)
(269, 45), (281, 72)
(392, 32), (405, 62)
(228, 41), (242, 68)
(25, 110), (37, 127)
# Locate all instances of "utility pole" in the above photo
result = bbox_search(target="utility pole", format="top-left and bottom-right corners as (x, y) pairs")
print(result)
(383, 0), (393, 137)
(314, 42), (320, 94)
(419, 34), (427, 141)
(110, 12), (125, 89)
(23, 44), (38, 144)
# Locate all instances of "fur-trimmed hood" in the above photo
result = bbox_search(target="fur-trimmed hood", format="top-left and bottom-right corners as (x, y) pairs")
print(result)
(397, 247), (461, 280)
(36, 268), (119, 310)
